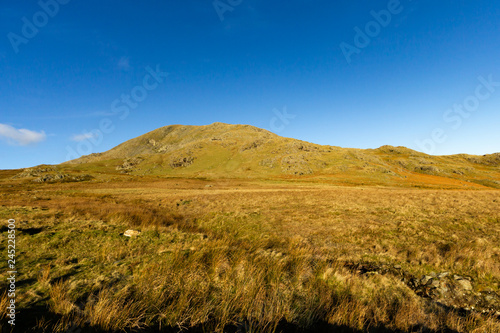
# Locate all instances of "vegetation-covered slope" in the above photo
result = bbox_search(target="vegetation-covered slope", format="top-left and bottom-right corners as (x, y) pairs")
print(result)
(1, 123), (499, 332)
(59, 122), (500, 189)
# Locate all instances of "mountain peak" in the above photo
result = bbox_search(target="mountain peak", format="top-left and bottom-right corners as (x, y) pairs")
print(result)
(62, 123), (500, 188)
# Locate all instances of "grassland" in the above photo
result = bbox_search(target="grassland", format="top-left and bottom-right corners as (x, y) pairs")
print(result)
(1, 123), (499, 332)
(0, 169), (499, 332)
(65, 123), (500, 190)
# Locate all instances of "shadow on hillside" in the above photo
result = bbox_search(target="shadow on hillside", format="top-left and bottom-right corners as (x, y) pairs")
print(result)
(146, 321), (460, 333)
(10, 310), (461, 333)
(17, 227), (44, 235)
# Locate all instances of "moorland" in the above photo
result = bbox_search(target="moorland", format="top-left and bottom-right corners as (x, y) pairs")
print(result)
(1, 123), (499, 332)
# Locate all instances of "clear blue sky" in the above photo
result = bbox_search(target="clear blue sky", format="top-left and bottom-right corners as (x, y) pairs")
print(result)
(1, 0), (500, 169)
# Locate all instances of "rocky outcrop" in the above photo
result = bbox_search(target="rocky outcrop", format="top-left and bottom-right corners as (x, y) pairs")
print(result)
(344, 262), (500, 318)
(33, 173), (93, 183)
(414, 165), (440, 175)
(240, 139), (265, 152)
(280, 155), (313, 175)
(13, 167), (93, 183)
(116, 157), (144, 173)
(170, 156), (195, 168)
(13, 167), (56, 178)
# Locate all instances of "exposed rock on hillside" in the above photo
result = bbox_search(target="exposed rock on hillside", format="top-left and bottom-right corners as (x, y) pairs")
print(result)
(61, 122), (500, 187)
(13, 167), (93, 183)
(281, 155), (313, 176)
(13, 166), (56, 178)
(116, 157), (144, 173)
(170, 155), (195, 168)
(345, 262), (500, 317)
(33, 173), (93, 183)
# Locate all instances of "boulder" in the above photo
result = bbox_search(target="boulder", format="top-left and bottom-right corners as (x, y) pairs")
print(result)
(456, 278), (473, 291)
(124, 230), (141, 237)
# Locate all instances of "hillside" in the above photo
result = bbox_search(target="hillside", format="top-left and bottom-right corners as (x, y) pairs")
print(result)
(2, 123), (500, 332)
(58, 122), (500, 189)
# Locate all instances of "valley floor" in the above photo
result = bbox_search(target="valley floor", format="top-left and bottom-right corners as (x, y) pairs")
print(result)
(0, 175), (499, 332)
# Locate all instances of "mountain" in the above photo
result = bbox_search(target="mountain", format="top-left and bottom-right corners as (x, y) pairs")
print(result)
(51, 122), (499, 188)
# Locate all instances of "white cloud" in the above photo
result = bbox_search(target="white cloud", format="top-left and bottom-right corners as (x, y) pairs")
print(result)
(71, 132), (96, 142)
(0, 123), (46, 145)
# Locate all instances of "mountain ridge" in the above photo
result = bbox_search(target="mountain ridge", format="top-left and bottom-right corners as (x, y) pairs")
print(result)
(56, 122), (500, 188)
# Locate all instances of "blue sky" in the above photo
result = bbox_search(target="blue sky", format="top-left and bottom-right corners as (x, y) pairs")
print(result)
(1, 0), (500, 169)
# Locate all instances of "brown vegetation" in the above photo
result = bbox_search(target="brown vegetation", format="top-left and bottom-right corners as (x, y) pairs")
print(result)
(0, 173), (499, 332)
(57, 123), (500, 190)
(1, 123), (499, 331)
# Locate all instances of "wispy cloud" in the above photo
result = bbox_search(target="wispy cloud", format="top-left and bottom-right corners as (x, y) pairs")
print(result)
(0, 123), (47, 145)
(71, 132), (96, 142)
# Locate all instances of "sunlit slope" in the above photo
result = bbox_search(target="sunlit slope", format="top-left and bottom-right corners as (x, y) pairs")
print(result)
(63, 122), (500, 188)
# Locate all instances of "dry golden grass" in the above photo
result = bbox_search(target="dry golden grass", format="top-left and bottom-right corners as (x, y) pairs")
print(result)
(38, 265), (51, 287)
(0, 175), (499, 332)
(0, 292), (9, 321)
(84, 288), (145, 331)
(49, 280), (76, 316)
